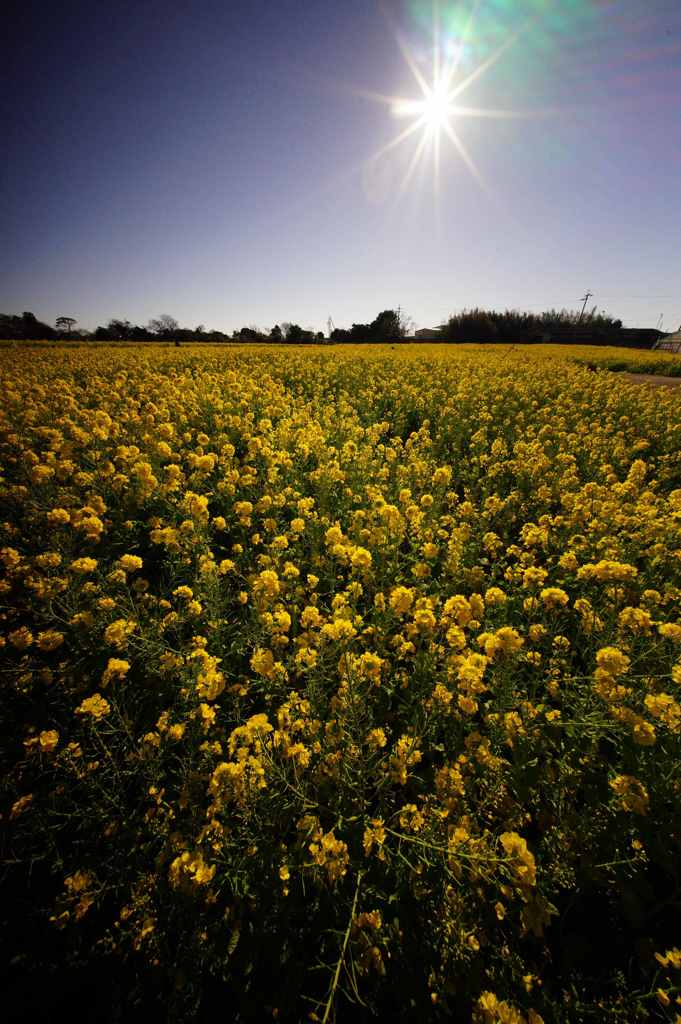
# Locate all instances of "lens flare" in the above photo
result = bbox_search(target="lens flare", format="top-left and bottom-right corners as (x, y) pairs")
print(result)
(419, 79), (452, 129)
(391, 74), (454, 130)
(364, 0), (559, 200)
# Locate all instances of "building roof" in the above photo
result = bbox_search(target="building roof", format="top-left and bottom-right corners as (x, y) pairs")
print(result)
(656, 330), (681, 353)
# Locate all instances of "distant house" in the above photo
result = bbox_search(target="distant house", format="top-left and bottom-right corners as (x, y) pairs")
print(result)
(655, 329), (681, 354)
(539, 324), (611, 344)
(619, 328), (667, 348)
(414, 327), (443, 340)
(542, 326), (665, 348)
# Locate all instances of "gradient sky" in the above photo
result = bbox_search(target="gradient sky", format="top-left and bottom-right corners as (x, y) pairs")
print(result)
(3, 0), (680, 334)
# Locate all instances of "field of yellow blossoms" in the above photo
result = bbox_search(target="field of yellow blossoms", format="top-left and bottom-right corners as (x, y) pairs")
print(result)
(1, 343), (680, 1022)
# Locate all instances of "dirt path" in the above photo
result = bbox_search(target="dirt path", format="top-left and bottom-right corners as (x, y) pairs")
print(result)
(622, 373), (681, 388)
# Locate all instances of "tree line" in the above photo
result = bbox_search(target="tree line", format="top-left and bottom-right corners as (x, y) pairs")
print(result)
(0, 309), (409, 343)
(0, 306), (660, 346)
(439, 307), (624, 344)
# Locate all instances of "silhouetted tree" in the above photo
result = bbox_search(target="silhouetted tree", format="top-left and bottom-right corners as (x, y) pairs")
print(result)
(0, 311), (56, 340)
(371, 309), (403, 342)
(348, 322), (369, 342)
(109, 319), (134, 339)
(338, 310), (407, 344)
(235, 326), (263, 342)
(441, 307), (624, 345)
(1, 304), (639, 347)
(285, 324), (304, 343)
(205, 329), (229, 343)
(148, 314), (179, 338)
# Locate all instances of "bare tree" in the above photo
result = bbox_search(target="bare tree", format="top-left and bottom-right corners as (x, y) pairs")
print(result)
(398, 309), (414, 338)
(148, 314), (179, 337)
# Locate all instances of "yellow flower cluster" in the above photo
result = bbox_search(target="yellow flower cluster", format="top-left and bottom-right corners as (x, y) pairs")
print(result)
(168, 850), (216, 888)
(3, 341), (681, 1021)
(75, 694), (110, 720)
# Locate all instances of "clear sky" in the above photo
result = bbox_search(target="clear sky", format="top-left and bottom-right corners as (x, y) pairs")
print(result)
(3, 0), (680, 334)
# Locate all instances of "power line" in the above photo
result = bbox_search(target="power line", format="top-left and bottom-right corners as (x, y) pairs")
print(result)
(505, 296), (678, 306)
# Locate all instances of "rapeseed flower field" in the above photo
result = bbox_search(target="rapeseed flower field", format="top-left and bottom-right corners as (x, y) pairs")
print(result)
(1, 343), (680, 1022)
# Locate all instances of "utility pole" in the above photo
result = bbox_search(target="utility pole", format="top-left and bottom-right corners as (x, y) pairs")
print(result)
(578, 291), (593, 323)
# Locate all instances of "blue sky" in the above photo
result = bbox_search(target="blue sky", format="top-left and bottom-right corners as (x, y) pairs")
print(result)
(2, 0), (680, 334)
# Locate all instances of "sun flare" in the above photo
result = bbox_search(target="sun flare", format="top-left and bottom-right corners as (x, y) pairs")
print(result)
(394, 78), (453, 133)
(422, 82), (451, 129)
(364, 2), (547, 200)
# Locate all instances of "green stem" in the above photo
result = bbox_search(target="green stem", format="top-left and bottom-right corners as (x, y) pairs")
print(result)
(321, 869), (363, 1024)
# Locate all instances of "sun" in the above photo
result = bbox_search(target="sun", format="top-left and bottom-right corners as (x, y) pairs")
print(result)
(361, 2), (546, 198)
(389, 75), (454, 134)
(418, 79), (452, 131)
